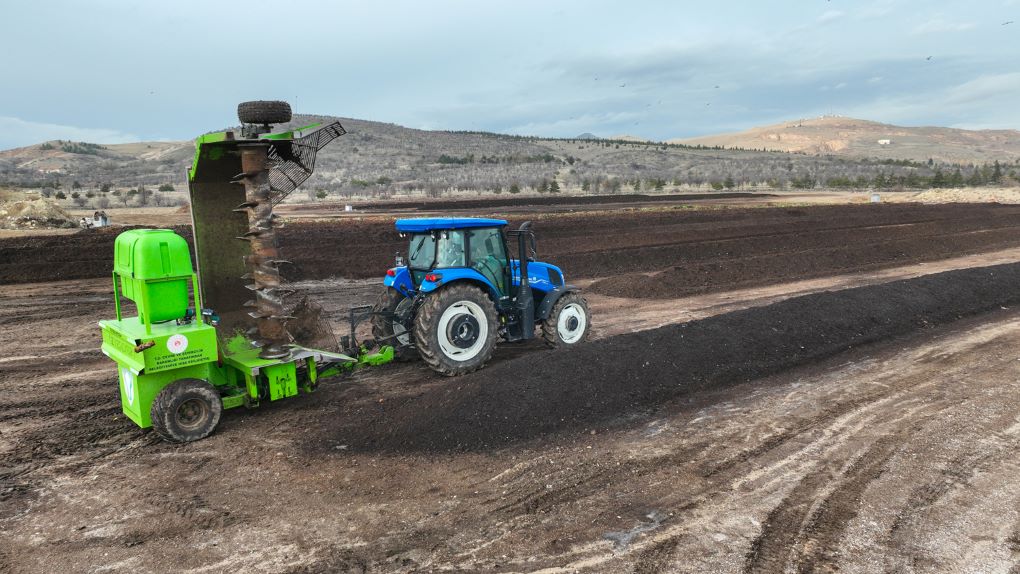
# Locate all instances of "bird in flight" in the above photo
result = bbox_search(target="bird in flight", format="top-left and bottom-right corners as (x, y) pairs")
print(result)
(1003, 20), (1014, 25)
(926, 56), (933, 60)
(619, 83), (626, 87)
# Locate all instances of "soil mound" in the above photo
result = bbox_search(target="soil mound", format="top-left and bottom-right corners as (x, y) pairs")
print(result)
(0, 199), (76, 229)
(588, 204), (1020, 299)
(314, 263), (1020, 453)
(300, 192), (767, 213)
(7, 204), (1020, 290)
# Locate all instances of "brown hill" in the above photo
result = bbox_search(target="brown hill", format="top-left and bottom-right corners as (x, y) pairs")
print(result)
(2, 115), (1017, 195)
(671, 116), (1020, 164)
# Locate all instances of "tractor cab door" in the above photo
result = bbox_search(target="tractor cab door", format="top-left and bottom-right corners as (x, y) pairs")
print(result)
(466, 227), (509, 296)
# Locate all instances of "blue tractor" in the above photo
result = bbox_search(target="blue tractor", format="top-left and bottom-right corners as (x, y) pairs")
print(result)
(371, 217), (591, 375)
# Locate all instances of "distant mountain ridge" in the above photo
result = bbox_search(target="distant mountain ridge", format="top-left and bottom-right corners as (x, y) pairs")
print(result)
(1, 114), (1016, 194)
(671, 116), (1020, 163)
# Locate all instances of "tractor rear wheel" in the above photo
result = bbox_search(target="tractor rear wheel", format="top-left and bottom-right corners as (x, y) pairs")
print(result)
(150, 379), (222, 443)
(371, 287), (418, 361)
(542, 292), (591, 348)
(413, 283), (498, 376)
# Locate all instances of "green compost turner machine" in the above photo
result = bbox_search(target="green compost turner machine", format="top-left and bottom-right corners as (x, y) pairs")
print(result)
(99, 101), (392, 442)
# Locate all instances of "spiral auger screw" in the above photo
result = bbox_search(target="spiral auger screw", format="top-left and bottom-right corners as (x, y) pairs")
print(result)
(235, 143), (293, 359)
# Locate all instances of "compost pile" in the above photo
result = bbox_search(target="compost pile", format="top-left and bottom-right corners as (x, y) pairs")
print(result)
(294, 192), (766, 213)
(316, 263), (1020, 453)
(0, 198), (76, 230)
(7, 203), (1020, 291)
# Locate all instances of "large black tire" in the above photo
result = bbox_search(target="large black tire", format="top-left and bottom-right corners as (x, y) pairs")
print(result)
(150, 379), (222, 443)
(371, 287), (418, 362)
(237, 100), (292, 124)
(541, 292), (591, 348)
(413, 283), (499, 376)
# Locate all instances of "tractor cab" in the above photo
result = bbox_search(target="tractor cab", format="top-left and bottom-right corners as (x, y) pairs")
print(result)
(399, 218), (513, 294)
(376, 217), (591, 376)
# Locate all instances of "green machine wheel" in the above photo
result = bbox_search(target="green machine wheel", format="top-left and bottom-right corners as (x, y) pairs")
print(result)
(150, 379), (223, 443)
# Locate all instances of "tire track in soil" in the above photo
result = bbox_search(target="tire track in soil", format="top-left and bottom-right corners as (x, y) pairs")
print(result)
(742, 410), (944, 574)
(700, 384), (901, 480)
(283, 548), (369, 574)
(140, 492), (243, 531)
(618, 395), (935, 573)
(1007, 518), (1020, 574)
(0, 383), (146, 510)
(887, 451), (996, 540)
(618, 321), (1014, 573)
(881, 404), (1020, 561)
(486, 358), (940, 571)
(632, 538), (681, 574)
(739, 329), (1020, 574)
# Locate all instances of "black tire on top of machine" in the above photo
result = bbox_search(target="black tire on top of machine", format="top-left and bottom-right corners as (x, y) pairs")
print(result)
(237, 100), (292, 125)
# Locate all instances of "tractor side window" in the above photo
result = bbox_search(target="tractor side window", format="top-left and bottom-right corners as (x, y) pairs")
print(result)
(468, 228), (506, 263)
(468, 228), (507, 292)
(435, 230), (466, 268)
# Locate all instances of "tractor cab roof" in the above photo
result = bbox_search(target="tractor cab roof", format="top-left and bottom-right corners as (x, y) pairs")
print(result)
(395, 217), (508, 233)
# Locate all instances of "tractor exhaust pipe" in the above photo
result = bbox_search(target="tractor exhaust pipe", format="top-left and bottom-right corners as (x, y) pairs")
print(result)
(515, 221), (535, 338)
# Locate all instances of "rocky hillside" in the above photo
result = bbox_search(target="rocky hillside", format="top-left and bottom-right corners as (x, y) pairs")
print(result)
(1, 115), (1017, 196)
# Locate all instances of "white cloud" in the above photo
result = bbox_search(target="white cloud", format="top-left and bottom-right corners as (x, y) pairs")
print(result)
(836, 72), (1020, 129)
(912, 17), (977, 34)
(941, 72), (1020, 106)
(817, 10), (845, 23)
(0, 116), (138, 151)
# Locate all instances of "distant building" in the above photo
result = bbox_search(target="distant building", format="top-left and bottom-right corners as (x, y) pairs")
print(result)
(877, 139), (891, 145)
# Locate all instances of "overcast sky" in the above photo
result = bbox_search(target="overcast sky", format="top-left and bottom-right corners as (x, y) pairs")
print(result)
(1, 0), (1018, 149)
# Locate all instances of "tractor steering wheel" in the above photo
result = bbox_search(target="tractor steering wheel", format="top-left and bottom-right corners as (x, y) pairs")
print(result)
(474, 255), (505, 292)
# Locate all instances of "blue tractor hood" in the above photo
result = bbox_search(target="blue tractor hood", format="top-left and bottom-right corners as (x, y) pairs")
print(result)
(395, 217), (508, 233)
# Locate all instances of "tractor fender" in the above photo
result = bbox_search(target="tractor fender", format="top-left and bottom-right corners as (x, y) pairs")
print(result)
(384, 266), (414, 297)
(419, 269), (501, 301)
(536, 285), (581, 321)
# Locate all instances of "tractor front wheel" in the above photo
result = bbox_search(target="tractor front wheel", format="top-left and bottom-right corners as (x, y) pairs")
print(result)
(542, 292), (591, 348)
(150, 379), (222, 443)
(413, 284), (498, 376)
(371, 287), (418, 361)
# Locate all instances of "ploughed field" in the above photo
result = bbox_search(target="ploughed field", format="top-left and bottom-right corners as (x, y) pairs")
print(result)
(7, 202), (1020, 293)
(6, 202), (1020, 572)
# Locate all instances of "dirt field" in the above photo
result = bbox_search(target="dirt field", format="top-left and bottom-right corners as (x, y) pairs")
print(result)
(5, 202), (1020, 573)
(7, 202), (1020, 290)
